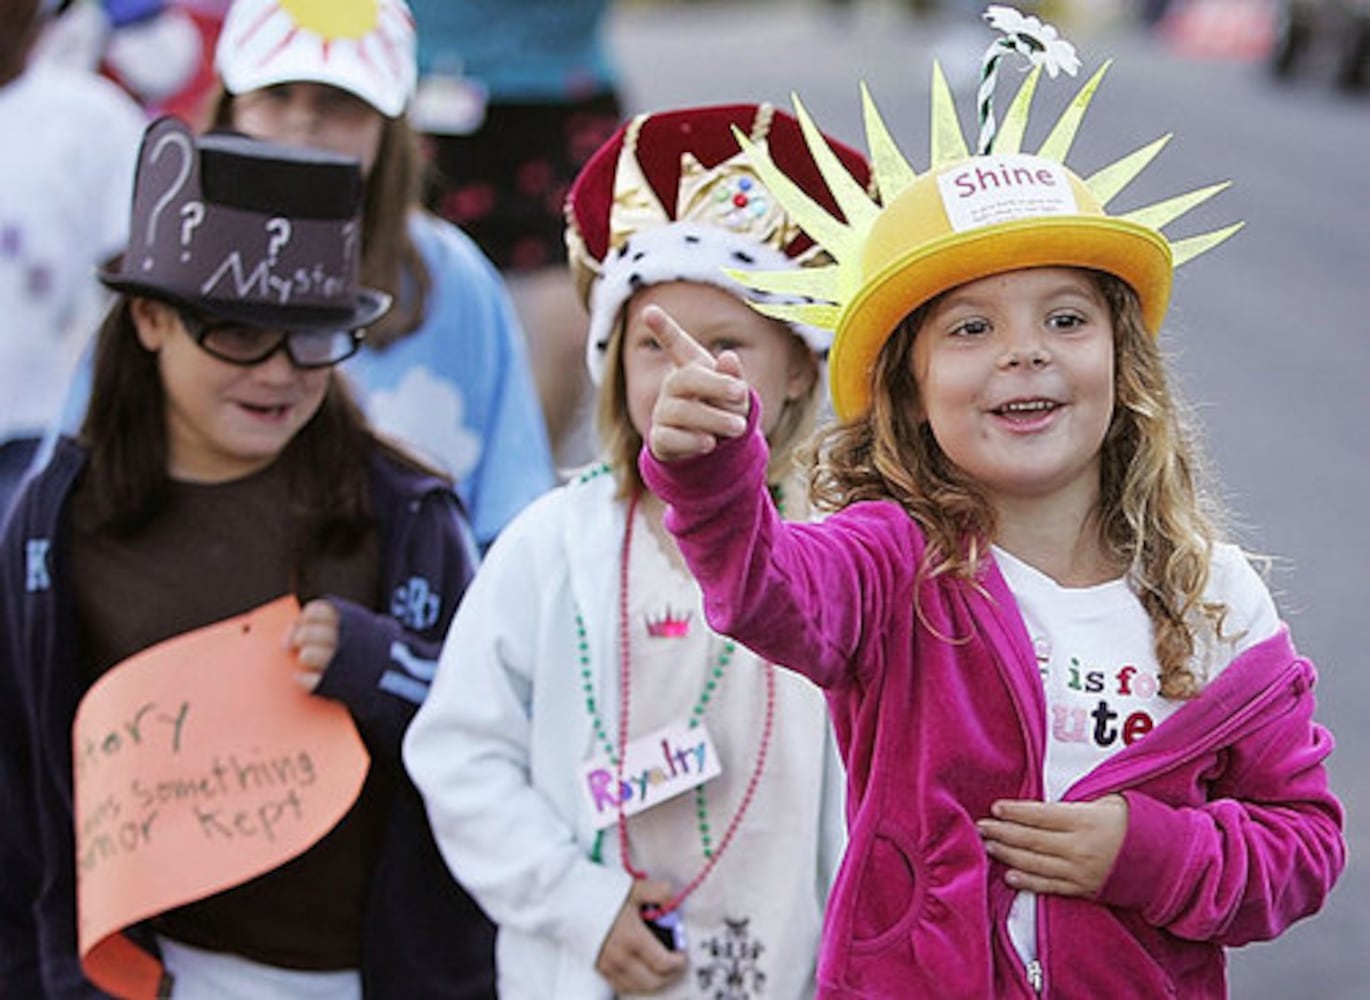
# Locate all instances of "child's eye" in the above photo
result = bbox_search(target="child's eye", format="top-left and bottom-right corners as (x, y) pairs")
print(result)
(708, 339), (742, 354)
(1047, 312), (1087, 331)
(949, 318), (989, 338)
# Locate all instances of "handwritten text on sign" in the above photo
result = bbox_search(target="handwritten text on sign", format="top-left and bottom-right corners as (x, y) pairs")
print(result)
(579, 720), (721, 830)
(72, 596), (370, 999)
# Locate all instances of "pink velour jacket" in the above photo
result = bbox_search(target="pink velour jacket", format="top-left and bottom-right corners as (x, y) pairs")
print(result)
(641, 411), (1344, 999)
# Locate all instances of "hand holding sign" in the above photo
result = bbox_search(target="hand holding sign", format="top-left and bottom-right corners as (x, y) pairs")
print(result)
(644, 304), (751, 463)
(288, 598), (341, 692)
(73, 596), (369, 999)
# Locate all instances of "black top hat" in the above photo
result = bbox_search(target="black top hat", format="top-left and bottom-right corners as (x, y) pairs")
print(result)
(99, 116), (390, 331)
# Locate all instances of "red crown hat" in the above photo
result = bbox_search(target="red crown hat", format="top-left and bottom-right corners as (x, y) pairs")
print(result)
(565, 103), (873, 383)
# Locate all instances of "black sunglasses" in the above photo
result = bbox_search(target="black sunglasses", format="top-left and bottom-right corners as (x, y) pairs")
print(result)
(176, 308), (365, 369)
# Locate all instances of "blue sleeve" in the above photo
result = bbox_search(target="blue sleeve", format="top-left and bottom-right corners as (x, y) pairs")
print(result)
(423, 222), (555, 549)
(313, 485), (478, 760)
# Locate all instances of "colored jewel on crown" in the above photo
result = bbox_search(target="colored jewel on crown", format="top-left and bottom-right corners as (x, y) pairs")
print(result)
(674, 150), (798, 248)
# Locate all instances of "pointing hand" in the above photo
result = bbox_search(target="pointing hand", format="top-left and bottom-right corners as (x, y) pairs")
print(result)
(645, 304), (751, 463)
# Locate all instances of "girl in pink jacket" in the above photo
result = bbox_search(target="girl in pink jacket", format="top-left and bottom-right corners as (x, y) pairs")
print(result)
(636, 8), (1345, 998)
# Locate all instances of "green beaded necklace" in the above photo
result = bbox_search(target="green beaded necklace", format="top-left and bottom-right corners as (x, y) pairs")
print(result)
(580, 485), (784, 877)
(577, 612), (736, 862)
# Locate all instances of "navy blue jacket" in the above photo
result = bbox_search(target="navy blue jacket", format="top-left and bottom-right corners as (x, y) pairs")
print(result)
(0, 437), (496, 998)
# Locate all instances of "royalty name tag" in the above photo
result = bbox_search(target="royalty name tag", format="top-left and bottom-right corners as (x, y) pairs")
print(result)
(579, 720), (721, 830)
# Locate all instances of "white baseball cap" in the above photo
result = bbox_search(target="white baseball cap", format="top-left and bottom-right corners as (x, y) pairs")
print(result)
(215, 0), (418, 118)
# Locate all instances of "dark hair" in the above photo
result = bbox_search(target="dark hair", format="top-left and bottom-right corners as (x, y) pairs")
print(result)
(80, 298), (377, 567)
(0, 0), (42, 86)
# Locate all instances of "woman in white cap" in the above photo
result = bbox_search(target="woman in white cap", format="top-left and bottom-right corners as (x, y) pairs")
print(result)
(406, 103), (872, 1000)
(212, 0), (554, 552)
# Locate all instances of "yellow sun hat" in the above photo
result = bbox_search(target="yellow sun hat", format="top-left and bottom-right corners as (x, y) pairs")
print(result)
(731, 6), (1243, 421)
(215, 0), (417, 118)
(833, 152), (1175, 419)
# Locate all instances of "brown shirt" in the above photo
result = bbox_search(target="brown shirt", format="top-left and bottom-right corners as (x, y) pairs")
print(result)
(69, 459), (386, 970)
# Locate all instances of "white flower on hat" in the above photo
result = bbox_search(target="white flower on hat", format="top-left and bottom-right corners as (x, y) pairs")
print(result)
(983, 4), (1081, 78)
(976, 5), (1081, 154)
(215, 0), (417, 118)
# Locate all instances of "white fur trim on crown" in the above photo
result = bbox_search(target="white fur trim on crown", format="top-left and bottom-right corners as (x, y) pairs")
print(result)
(585, 221), (831, 384)
(216, 0), (417, 118)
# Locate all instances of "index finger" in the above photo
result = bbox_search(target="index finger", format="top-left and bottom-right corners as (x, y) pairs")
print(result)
(643, 304), (715, 369)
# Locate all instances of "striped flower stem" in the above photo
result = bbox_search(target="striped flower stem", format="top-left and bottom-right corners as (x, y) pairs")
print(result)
(977, 39), (1011, 155)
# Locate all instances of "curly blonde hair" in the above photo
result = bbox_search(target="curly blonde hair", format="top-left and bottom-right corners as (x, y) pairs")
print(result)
(811, 270), (1227, 698)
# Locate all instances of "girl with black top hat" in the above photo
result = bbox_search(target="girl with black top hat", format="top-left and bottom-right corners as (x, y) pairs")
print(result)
(0, 116), (495, 998)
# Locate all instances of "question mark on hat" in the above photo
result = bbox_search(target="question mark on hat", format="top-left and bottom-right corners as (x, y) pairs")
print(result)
(141, 129), (195, 272)
(179, 202), (205, 262)
(340, 221), (357, 267)
(266, 217), (292, 265)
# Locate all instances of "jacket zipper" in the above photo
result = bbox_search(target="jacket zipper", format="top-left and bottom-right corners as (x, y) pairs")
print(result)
(972, 578), (1051, 998)
(988, 617), (1049, 998)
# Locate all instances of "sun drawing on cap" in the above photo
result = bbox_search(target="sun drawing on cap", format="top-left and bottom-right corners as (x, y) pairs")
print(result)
(272, 0), (380, 38)
(730, 5), (1244, 420)
(219, 0), (416, 117)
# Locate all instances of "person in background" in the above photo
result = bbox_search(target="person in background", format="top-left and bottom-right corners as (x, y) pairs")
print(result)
(410, 0), (625, 470)
(0, 0), (144, 519)
(213, 0), (555, 550)
(639, 10), (1344, 997)
(30, 0), (227, 127)
(0, 116), (494, 997)
(405, 103), (872, 999)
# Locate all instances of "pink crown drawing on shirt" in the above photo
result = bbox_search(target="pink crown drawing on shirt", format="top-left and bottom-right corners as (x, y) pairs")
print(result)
(645, 607), (692, 638)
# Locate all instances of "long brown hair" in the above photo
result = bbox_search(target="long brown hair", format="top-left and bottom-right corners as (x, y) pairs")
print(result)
(79, 298), (377, 566)
(812, 270), (1227, 698)
(209, 87), (432, 348)
(0, 0), (40, 86)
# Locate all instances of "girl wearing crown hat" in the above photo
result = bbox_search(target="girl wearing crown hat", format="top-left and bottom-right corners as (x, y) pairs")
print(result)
(0, 117), (495, 997)
(210, 0), (554, 552)
(405, 103), (872, 999)
(640, 9), (1343, 997)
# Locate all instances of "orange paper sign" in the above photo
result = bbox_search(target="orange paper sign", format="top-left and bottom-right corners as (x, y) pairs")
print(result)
(72, 595), (371, 998)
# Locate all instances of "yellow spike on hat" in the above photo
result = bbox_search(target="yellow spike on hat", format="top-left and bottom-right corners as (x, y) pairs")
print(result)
(1036, 61), (1111, 162)
(1122, 181), (1232, 232)
(1085, 135), (1171, 207)
(725, 263), (843, 300)
(990, 65), (1042, 155)
(792, 97), (882, 238)
(753, 300), (844, 331)
(731, 128), (862, 265)
(929, 63), (970, 169)
(732, 5), (1242, 420)
(1171, 223), (1244, 267)
(860, 83), (918, 200)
